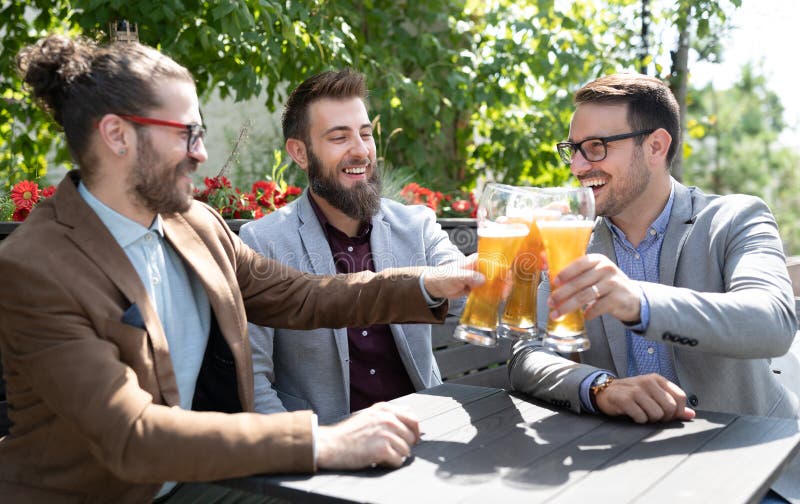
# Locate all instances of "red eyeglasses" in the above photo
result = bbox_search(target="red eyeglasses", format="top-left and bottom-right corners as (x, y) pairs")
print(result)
(118, 115), (206, 153)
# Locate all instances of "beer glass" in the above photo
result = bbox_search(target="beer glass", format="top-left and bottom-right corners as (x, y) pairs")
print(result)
(453, 183), (533, 347)
(536, 187), (595, 353)
(497, 190), (560, 340)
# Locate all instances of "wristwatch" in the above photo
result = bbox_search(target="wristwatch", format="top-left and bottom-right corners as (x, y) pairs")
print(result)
(589, 373), (615, 408)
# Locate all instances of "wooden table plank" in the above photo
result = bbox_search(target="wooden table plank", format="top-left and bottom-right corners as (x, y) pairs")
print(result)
(215, 385), (800, 504)
(638, 414), (800, 504)
(546, 412), (735, 504)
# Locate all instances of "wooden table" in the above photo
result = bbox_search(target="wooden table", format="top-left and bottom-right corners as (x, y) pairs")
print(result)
(217, 383), (800, 503)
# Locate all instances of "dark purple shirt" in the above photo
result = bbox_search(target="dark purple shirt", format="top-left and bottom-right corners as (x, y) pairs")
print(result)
(308, 195), (415, 412)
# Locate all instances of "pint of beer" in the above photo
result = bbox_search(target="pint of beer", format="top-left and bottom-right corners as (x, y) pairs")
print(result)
(497, 208), (559, 340)
(453, 184), (535, 347)
(536, 187), (595, 352)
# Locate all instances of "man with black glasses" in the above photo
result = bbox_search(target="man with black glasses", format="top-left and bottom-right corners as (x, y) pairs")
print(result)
(510, 73), (798, 502)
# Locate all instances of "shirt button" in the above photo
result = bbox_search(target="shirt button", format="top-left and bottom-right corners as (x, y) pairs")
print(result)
(634, 253), (641, 260)
(145, 233), (153, 241)
(647, 347), (655, 355)
(361, 330), (368, 336)
(347, 246), (354, 252)
(650, 229), (657, 236)
(369, 369), (376, 375)
(153, 276), (160, 285)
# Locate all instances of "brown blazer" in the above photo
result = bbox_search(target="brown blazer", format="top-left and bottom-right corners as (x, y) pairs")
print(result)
(0, 172), (445, 503)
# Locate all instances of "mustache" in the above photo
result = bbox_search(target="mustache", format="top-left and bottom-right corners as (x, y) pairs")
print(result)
(337, 157), (372, 169)
(577, 170), (607, 180)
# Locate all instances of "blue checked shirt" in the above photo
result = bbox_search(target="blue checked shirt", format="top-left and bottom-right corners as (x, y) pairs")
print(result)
(580, 183), (680, 412)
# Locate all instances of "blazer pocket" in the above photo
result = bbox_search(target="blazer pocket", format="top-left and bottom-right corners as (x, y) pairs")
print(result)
(276, 389), (311, 412)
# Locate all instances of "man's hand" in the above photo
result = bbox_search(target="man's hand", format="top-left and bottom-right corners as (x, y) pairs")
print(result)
(316, 402), (421, 470)
(594, 374), (696, 423)
(548, 253), (642, 323)
(422, 254), (484, 300)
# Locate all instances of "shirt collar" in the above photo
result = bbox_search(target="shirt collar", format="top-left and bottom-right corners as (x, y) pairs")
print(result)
(78, 182), (164, 248)
(607, 180), (675, 243)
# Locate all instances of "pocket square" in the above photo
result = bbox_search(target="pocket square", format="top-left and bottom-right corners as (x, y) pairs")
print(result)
(121, 303), (145, 329)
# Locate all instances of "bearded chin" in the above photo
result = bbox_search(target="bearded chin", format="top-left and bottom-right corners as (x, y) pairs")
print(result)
(308, 152), (382, 222)
(130, 133), (196, 215)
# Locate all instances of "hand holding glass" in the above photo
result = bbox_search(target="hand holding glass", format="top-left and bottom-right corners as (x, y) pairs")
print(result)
(537, 187), (595, 353)
(453, 184), (533, 347)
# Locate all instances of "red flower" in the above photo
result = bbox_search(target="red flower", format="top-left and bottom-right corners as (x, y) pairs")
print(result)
(451, 199), (471, 213)
(204, 176), (232, 191)
(12, 208), (30, 222)
(41, 185), (56, 198)
(11, 181), (39, 210)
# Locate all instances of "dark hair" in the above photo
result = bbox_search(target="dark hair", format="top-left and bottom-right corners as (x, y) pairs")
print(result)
(16, 34), (193, 178)
(575, 73), (681, 167)
(282, 68), (368, 144)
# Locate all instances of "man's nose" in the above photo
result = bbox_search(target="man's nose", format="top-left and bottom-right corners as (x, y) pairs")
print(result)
(189, 137), (208, 164)
(570, 150), (592, 177)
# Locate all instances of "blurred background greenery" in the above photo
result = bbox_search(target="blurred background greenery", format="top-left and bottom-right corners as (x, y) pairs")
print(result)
(1, 0), (798, 253)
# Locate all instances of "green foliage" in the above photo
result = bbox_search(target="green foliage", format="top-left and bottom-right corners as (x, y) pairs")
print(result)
(0, 0), (748, 197)
(684, 64), (800, 254)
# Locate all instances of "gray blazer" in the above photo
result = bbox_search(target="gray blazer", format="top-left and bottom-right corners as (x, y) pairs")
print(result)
(510, 180), (800, 499)
(239, 191), (465, 424)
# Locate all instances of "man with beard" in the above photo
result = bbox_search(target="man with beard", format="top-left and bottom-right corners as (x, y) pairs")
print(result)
(508, 73), (799, 502)
(0, 35), (483, 503)
(239, 69), (466, 424)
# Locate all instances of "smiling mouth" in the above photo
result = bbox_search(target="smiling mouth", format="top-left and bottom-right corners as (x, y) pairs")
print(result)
(580, 176), (607, 190)
(343, 166), (367, 175)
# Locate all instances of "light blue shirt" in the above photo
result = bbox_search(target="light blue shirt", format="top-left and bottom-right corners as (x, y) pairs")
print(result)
(78, 183), (211, 497)
(579, 183), (679, 412)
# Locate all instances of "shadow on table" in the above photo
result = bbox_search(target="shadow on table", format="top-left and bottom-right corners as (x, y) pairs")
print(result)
(411, 387), (798, 490)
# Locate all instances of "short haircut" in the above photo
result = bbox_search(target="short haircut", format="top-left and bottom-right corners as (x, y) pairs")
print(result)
(17, 34), (193, 179)
(575, 73), (681, 166)
(282, 68), (367, 144)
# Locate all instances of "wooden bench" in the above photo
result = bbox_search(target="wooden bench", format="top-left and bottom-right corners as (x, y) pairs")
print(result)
(431, 316), (511, 389)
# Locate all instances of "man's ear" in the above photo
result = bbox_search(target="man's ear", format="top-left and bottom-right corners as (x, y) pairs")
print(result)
(646, 128), (672, 164)
(286, 138), (309, 170)
(96, 114), (132, 157)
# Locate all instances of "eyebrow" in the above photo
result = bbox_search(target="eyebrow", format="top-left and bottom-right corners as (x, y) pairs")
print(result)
(322, 123), (373, 136)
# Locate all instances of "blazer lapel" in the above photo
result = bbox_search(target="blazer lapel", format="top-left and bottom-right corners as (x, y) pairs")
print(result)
(588, 219), (628, 374)
(297, 194), (337, 276)
(161, 213), (254, 410)
(54, 173), (180, 405)
(296, 194), (350, 392)
(660, 180), (696, 286)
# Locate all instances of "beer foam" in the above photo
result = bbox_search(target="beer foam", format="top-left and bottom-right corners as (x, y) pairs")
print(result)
(477, 224), (529, 238)
(536, 219), (595, 229)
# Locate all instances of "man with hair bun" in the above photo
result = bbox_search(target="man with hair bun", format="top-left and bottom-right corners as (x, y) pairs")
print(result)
(0, 34), (481, 503)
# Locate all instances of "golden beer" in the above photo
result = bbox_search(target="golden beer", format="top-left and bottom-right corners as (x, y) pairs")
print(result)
(455, 225), (528, 346)
(538, 220), (595, 344)
(498, 213), (554, 339)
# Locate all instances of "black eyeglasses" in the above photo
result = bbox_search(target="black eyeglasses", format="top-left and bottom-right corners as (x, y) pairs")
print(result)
(118, 115), (206, 153)
(556, 129), (655, 165)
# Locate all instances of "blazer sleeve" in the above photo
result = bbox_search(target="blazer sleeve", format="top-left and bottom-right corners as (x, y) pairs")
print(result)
(641, 196), (797, 358)
(421, 207), (468, 316)
(508, 340), (601, 414)
(0, 259), (316, 483)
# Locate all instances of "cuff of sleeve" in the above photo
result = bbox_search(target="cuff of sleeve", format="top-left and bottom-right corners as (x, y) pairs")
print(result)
(419, 271), (446, 308)
(623, 285), (650, 333)
(579, 371), (617, 413)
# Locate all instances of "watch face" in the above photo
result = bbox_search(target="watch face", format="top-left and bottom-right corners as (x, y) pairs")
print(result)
(594, 373), (610, 387)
